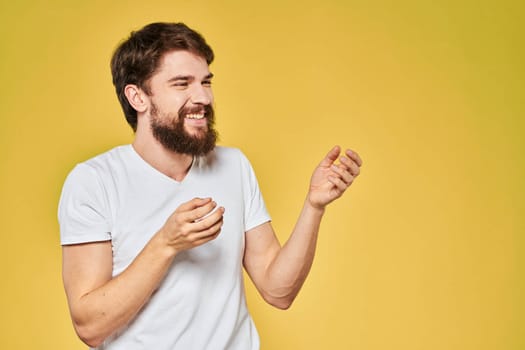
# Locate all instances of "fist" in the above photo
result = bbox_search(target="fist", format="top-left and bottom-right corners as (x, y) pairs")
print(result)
(160, 197), (225, 254)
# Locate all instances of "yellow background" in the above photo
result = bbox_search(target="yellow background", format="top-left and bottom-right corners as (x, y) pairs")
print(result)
(1, 1), (523, 349)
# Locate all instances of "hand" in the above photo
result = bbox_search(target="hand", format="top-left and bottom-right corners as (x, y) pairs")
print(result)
(159, 197), (224, 254)
(307, 146), (362, 210)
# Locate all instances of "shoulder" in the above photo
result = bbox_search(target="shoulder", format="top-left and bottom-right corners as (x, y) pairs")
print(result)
(61, 145), (132, 192)
(80, 145), (132, 171)
(67, 145), (131, 177)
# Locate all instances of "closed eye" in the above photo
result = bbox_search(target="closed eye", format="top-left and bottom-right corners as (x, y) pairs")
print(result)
(202, 73), (214, 87)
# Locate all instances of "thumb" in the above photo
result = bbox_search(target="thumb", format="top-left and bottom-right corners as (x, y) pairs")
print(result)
(318, 145), (341, 167)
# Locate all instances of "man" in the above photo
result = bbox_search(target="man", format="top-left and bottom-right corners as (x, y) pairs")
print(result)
(58, 22), (362, 349)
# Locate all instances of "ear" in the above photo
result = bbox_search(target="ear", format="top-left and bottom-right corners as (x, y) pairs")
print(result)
(124, 84), (148, 113)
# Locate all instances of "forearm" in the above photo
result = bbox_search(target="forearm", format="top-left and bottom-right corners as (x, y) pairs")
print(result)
(264, 200), (325, 308)
(65, 198), (223, 347)
(245, 146), (361, 309)
(68, 233), (175, 347)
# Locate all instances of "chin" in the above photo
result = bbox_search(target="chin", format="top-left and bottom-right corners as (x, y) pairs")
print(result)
(186, 129), (207, 138)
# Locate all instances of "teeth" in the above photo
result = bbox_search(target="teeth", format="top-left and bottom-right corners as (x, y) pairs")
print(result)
(186, 113), (204, 119)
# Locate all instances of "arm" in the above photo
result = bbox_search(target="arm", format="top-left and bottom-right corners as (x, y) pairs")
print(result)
(243, 146), (362, 309)
(62, 198), (224, 347)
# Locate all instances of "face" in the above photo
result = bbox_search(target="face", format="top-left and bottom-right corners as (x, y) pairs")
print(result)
(146, 50), (217, 156)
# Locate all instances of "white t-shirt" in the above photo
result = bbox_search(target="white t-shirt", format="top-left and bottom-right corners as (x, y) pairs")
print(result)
(58, 145), (271, 350)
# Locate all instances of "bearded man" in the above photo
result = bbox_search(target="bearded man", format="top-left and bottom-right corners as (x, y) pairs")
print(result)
(58, 22), (362, 350)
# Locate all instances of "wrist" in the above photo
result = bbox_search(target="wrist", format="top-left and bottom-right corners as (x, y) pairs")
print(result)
(153, 228), (179, 259)
(305, 196), (326, 216)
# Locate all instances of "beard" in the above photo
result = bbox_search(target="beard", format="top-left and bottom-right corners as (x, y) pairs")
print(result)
(150, 103), (218, 156)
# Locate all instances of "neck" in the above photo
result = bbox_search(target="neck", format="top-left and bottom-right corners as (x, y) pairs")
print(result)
(132, 132), (193, 182)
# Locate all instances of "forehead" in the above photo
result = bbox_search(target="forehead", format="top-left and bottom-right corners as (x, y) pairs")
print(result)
(155, 50), (210, 78)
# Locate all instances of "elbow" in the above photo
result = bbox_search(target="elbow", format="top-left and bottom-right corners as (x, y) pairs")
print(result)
(73, 320), (107, 348)
(261, 290), (297, 310)
(69, 302), (114, 347)
(270, 298), (294, 310)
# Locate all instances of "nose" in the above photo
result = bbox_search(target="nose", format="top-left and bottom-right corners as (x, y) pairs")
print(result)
(190, 84), (213, 105)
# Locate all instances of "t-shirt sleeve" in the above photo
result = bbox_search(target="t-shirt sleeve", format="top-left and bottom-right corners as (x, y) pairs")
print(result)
(238, 151), (271, 232)
(58, 163), (112, 245)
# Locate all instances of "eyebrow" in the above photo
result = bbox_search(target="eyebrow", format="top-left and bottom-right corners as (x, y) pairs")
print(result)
(167, 73), (214, 83)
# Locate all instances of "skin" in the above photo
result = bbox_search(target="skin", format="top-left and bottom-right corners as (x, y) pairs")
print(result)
(62, 50), (362, 347)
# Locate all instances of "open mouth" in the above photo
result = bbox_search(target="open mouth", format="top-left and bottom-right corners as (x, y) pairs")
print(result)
(185, 113), (205, 119)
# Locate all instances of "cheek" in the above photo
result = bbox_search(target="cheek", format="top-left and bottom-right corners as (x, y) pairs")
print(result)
(177, 95), (192, 110)
(158, 90), (189, 107)
(159, 98), (188, 115)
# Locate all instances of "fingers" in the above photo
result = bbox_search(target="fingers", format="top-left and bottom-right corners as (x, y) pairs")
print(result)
(162, 197), (225, 252)
(319, 146), (363, 169)
(177, 198), (224, 234)
(192, 215), (224, 245)
(192, 206), (225, 233)
(176, 197), (213, 213)
(184, 200), (218, 222)
(182, 207), (224, 246)
(325, 148), (362, 196)
(338, 154), (360, 177)
(175, 197), (221, 223)
(331, 148), (361, 177)
(345, 149), (363, 167)
(331, 163), (355, 184)
(328, 174), (349, 192)
(319, 145), (341, 167)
